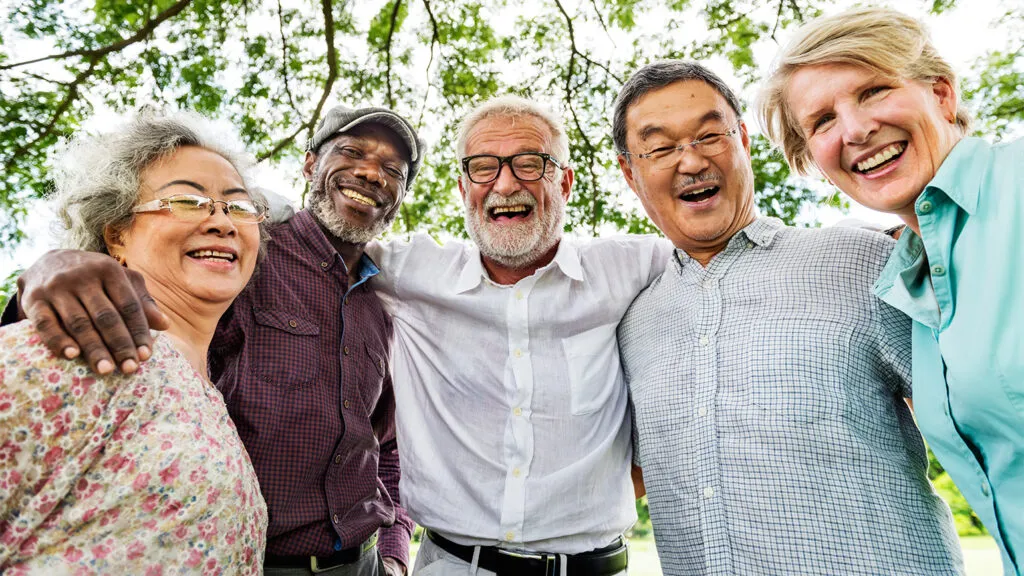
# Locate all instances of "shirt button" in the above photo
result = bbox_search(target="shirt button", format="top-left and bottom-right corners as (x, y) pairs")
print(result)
(698, 335), (710, 347)
(919, 200), (933, 214)
(332, 514), (340, 524)
(703, 487), (715, 498)
(288, 320), (298, 328)
(981, 484), (990, 497)
(698, 406), (708, 417)
(505, 532), (515, 541)
(379, 359), (385, 371)
(513, 468), (521, 478)
(344, 297), (349, 306)
(343, 346), (350, 355)
(513, 407), (522, 416)
(343, 400), (351, 409)
(334, 454), (342, 464)
(931, 265), (946, 276)
(321, 261), (329, 268)
(514, 349), (522, 358)
(746, 241), (754, 249)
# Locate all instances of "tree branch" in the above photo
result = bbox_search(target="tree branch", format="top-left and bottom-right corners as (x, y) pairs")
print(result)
(0, 0), (193, 71)
(553, 0), (622, 83)
(258, 0), (339, 162)
(2, 59), (99, 176)
(770, 0), (786, 41)
(417, 0), (442, 128)
(588, 0), (614, 45)
(383, 0), (404, 109)
(277, 0), (301, 115)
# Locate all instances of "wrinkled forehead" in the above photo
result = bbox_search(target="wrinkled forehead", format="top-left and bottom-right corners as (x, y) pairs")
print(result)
(627, 81), (738, 144)
(320, 123), (412, 164)
(465, 114), (556, 155)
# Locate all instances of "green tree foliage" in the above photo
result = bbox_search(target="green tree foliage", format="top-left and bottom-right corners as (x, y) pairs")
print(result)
(963, 6), (1024, 139)
(3, 0), (854, 251)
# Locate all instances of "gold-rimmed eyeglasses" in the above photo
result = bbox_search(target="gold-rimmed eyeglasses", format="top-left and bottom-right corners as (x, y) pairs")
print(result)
(132, 194), (267, 224)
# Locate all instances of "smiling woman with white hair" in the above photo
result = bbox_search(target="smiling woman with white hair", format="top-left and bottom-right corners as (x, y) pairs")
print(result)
(0, 111), (268, 574)
(759, 7), (1023, 575)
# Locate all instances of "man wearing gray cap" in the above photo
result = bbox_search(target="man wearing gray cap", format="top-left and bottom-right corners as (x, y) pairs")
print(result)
(7, 105), (425, 576)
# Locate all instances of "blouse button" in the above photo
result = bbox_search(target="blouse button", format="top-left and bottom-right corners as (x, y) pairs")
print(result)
(288, 320), (297, 328)
(919, 200), (933, 214)
(344, 400), (351, 409)
(343, 346), (350, 355)
(334, 454), (342, 464)
(321, 261), (329, 268)
(931, 265), (946, 277)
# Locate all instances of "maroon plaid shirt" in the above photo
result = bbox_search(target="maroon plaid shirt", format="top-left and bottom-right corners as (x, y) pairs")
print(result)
(210, 209), (412, 564)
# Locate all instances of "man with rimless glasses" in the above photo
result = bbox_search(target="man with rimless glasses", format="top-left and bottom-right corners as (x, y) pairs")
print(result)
(613, 61), (963, 575)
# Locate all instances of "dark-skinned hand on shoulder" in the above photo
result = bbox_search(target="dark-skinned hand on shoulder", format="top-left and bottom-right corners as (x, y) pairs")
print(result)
(13, 249), (170, 375)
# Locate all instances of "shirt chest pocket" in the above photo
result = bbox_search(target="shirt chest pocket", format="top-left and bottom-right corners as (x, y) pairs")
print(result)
(562, 322), (625, 416)
(356, 342), (387, 415)
(748, 317), (852, 424)
(252, 308), (321, 389)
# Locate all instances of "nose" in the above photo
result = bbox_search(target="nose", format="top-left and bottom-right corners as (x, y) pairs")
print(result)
(674, 146), (711, 176)
(491, 161), (520, 197)
(839, 106), (878, 146)
(350, 160), (388, 188)
(202, 201), (238, 237)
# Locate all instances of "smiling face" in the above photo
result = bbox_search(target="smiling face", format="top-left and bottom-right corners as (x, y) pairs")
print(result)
(618, 80), (756, 257)
(785, 63), (960, 225)
(303, 123), (410, 244)
(459, 114), (574, 270)
(108, 145), (260, 308)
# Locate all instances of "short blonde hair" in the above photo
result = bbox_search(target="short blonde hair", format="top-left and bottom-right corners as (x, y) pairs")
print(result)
(455, 95), (570, 166)
(758, 6), (972, 175)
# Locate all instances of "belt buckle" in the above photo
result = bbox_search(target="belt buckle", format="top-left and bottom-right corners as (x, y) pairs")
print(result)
(498, 549), (558, 575)
(310, 556), (330, 574)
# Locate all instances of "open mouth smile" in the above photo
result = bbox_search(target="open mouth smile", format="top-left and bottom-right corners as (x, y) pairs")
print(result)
(488, 204), (534, 220)
(679, 185), (720, 203)
(187, 249), (237, 262)
(853, 142), (907, 174)
(341, 188), (380, 207)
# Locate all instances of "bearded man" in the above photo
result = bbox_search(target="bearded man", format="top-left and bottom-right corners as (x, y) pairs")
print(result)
(365, 96), (671, 576)
(7, 106), (423, 576)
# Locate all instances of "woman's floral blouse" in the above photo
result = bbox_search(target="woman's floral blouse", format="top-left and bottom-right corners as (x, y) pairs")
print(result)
(0, 321), (267, 575)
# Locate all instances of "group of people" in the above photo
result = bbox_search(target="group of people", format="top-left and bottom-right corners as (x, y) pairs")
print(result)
(0, 5), (1019, 576)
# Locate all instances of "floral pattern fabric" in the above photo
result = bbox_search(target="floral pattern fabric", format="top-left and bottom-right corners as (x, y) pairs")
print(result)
(0, 321), (267, 575)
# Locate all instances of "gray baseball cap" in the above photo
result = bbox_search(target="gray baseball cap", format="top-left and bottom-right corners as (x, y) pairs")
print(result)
(306, 105), (426, 186)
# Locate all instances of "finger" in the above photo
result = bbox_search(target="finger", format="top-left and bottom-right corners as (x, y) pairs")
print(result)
(80, 287), (140, 374)
(125, 268), (169, 333)
(50, 294), (116, 375)
(104, 269), (156, 363)
(24, 299), (81, 360)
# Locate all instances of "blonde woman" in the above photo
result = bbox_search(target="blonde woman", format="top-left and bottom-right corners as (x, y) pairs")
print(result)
(760, 8), (1022, 575)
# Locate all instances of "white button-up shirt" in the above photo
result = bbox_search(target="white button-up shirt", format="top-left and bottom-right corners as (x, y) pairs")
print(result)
(367, 233), (671, 553)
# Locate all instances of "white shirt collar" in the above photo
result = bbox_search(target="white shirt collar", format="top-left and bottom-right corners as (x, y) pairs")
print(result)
(454, 239), (583, 293)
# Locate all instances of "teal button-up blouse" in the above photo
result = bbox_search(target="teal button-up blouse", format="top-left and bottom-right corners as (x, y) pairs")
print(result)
(874, 137), (1023, 576)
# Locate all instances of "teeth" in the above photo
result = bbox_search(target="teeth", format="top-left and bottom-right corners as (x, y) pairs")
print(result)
(856, 143), (906, 172)
(342, 189), (378, 207)
(683, 186), (716, 197)
(190, 250), (235, 261)
(492, 205), (529, 215)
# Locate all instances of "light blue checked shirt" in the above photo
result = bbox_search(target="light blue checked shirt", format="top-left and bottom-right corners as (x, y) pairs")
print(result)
(619, 218), (964, 576)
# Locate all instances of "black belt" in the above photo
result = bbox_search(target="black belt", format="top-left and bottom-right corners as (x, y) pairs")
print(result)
(426, 530), (628, 576)
(265, 532), (378, 573)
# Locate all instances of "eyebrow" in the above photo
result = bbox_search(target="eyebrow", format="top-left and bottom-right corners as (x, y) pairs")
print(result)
(637, 110), (730, 141)
(157, 180), (248, 196)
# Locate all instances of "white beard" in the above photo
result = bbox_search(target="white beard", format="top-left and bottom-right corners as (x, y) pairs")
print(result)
(464, 188), (565, 269)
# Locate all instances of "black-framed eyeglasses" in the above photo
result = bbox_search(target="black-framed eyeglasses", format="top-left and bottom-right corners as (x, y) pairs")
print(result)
(461, 152), (565, 184)
(132, 194), (268, 224)
(621, 123), (743, 169)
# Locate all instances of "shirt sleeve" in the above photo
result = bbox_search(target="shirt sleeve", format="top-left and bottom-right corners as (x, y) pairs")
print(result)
(874, 290), (914, 399)
(371, 327), (413, 567)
